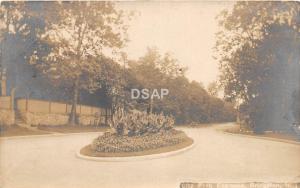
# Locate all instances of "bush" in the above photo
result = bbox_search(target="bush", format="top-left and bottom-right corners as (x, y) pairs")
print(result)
(89, 109), (193, 153)
(91, 129), (189, 153)
(110, 109), (174, 136)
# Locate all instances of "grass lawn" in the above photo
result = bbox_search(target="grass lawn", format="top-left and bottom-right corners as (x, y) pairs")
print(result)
(0, 125), (50, 137)
(38, 125), (109, 133)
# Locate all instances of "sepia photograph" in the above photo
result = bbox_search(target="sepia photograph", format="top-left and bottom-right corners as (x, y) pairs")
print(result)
(0, 1), (299, 188)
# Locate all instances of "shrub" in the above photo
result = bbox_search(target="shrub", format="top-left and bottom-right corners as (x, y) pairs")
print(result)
(110, 109), (174, 136)
(91, 129), (189, 153)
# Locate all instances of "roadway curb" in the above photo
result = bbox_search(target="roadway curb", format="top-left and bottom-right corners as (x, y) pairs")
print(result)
(76, 141), (196, 162)
(221, 130), (300, 146)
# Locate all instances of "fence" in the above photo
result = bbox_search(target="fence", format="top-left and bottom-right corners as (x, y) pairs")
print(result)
(16, 98), (110, 116)
(0, 96), (14, 126)
(15, 98), (111, 126)
(0, 96), (12, 110)
(1, 97), (111, 127)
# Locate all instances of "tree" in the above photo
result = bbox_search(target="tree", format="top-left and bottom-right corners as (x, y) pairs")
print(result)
(128, 47), (163, 114)
(0, 2), (53, 98)
(127, 48), (235, 124)
(207, 81), (219, 97)
(128, 47), (186, 114)
(216, 2), (300, 132)
(29, 2), (129, 125)
(98, 57), (125, 125)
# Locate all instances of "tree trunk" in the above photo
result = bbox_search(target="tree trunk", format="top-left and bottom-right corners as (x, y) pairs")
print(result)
(110, 96), (116, 127)
(148, 97), (153, 114)
(105, 108), (108, 126)
(69, 79), (79, 126)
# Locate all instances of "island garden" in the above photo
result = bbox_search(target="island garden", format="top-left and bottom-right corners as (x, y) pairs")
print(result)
(81, 110), (193, 157)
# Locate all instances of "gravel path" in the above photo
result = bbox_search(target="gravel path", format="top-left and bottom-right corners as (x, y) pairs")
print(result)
(1, 123), (299, 188)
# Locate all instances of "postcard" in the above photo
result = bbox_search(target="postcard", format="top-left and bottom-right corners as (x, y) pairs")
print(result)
(0, 1), (299, 188)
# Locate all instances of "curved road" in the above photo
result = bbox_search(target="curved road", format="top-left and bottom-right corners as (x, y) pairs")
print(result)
(1, 123), (300, 188)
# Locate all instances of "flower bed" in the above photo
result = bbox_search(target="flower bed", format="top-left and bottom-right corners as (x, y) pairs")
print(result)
(110, 110), (174, 136)
(79, 129), (192, 157)
(81, 110), (193, 157)
(91, 129), (190, 153)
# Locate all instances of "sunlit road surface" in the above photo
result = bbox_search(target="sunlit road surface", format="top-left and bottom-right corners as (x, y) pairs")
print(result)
(1, 123), (300, 188)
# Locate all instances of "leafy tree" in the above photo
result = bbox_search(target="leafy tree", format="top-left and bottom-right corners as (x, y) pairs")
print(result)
(128, 47), (187, 114)
(207, 81), (219, 97)
(99, 56), (126, 125)
(128, 48), (236, 124)
(29, 2), (129, 125)
(216, 2), (300, 132)
(0, 2), (29, 42)
(0, 2), (53, 98)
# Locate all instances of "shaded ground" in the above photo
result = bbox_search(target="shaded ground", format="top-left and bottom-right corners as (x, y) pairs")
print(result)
(1, 123), (299, 188)
(38, 125), (109, 134)
(0, 125), (108, 137)
(0, 125), (50, 137)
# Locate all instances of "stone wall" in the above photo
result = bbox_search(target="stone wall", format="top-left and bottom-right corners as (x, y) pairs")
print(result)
(18, 112), (69, 126)
(0, 109), (15, 126)
(14, 98), (109, 127)
(16, 99), (104, 115)
(0, 96), (11, 109)
(79, 115), (97, 125)
(79, 114), (104, 126)
(0, 97), (110, 127)
(18, 112), (105, 126)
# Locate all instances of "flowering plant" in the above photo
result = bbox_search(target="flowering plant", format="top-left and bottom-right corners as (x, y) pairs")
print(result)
(111, 109), (174, 136)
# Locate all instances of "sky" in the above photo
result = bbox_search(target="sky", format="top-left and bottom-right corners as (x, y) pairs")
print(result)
(117, 2), (233, 87)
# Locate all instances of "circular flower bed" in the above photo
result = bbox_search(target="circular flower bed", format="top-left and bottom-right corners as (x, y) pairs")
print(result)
(80, 110), (193, 157)
(81, 129), (193, 157)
